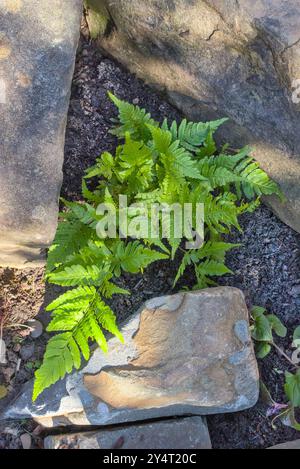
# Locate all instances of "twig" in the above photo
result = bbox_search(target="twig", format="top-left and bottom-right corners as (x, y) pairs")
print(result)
(271, 341), (300, 370)
(5, 324), (33, 330)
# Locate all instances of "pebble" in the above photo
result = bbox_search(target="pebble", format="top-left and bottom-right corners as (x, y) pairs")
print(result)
(28, 319), (43, 339)
(20, 343), (34, 361)
(20, 433), (31, 450)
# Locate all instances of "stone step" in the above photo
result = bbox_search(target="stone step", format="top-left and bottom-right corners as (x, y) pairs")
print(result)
(44, 416), (212, 449)
(268, 440), (300, 450)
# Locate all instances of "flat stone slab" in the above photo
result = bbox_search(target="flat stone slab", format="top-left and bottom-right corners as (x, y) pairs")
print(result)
(44, 416), (211, 449)
(268, 440), (300, 450)
(0, 0), (82, 267)
(2, 287), (259, 427)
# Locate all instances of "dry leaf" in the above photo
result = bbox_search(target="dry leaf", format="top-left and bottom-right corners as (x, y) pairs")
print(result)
(0, 385), (8, 399)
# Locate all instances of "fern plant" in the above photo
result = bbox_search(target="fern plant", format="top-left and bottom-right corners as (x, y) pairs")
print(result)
(33, 93), (282, 400)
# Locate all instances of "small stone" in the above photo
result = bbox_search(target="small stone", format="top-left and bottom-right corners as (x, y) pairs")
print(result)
(0, 338), (7, 364)
(132, 98), (139, 105)
(13, 343), (21, 353)
(20, 343), (34, 361)
(291, 286), (300, 297)
(268, 440), (300, 450)
(44, 417), (211, 449)
(28, 320), (43, 339)
(20, 433), (31, 450)
(2, 367), (15, 381)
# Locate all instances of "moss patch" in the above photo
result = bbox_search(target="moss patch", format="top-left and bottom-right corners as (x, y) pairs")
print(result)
(84, 0), (110, 39)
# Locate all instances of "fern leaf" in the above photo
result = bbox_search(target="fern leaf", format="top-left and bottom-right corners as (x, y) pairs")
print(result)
(100, 277), (130, 298)
(196, 241), (241, 262)
(109, 92), (157, 141)
(197, 157), (240, 189)
(111, 240), (169, 276)
(86, 309), (108, 352)
(34, 293), (122, 400)
(46, 286), (96, 312)
(204, 193), (241, 234)
(47, 265), (106, 287)
(84, 152), (115, 180)
(47, 220), (92, 273)
(74, 328), (90, 361)
(62, 200), (99, 228)
(199, 259), (233, 276)
(206, 148), (282, 199)
(174, 251), (193, 286)
(116, 133), (154, 192)
(95, 298), (124, 343)
(33, 333), (76, 401)
(162, 117), (227, 152)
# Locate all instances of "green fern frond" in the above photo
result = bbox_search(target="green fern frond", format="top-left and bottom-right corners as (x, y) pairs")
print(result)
(196, 241), (241, 262)
(111, 240), (169, 276)
(173, 241), (238, 286)
(47, 264), (108, 287)
(196, 157), (240, 189)
(204, 148), (283, 200)
(84, 152), (115, 181)
(109, 92), (157, 141)
(46, 286), (96, 312)
(33, 292), (122, 401)
(99, 277), (130, 298)
(204, 193), (241, 234)
(33, 333), (80, 401)
(198, 259), (233, 276)
(162, 117), (228, 152)
(116, 133), (154, 192)
(193, 259), (233, 289)
(47, 220), (92, 273)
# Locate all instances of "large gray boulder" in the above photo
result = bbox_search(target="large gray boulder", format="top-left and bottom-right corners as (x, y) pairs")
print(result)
(86, 0), (300, 232)
(0, 0), (83, 268)
(2, 287), (259, 428)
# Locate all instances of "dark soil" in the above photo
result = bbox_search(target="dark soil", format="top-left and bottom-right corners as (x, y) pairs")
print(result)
(0, 29), (299, 449)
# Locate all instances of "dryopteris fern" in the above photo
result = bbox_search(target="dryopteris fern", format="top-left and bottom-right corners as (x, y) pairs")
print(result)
(33, 93), (283, 400)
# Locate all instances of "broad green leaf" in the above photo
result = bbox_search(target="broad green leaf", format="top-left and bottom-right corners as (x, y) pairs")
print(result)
(256, 342), (272, 359)
(252, 313), (273, 342)
(267, 315), (287, 338)
(284, 370), (300, 407)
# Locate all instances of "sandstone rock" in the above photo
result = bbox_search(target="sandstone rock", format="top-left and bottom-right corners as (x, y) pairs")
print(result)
(44, 416), (211, 449)
(88, 0), (300, 232)
(0, 0), (83, 268)
(268, 439), (300, 449)
(2, 287), (259, 427)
